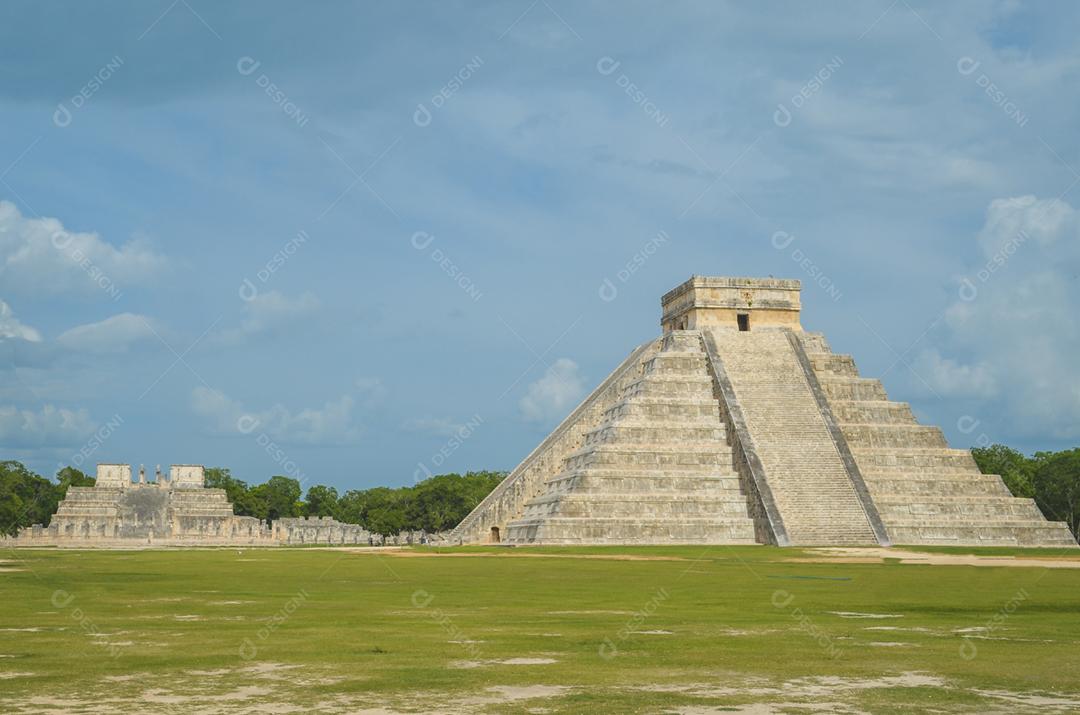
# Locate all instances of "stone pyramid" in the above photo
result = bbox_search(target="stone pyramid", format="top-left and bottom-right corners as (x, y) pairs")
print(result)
(452, 277), (1075, 547)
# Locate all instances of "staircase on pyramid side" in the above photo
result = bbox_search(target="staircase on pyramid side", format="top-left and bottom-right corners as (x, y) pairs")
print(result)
(706, 329), (881, 546)
(796, 332), (1077, 547)
(503, 331), (759, 545)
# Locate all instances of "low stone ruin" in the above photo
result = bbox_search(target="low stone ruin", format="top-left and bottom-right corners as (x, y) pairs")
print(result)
(3, 464), (373, 548)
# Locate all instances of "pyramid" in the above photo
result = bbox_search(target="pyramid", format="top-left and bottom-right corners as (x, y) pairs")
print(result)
(452, 276), (1076, 547)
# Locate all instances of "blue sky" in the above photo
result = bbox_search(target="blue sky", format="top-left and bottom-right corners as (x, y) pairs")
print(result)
(1, 1), (1078, 491)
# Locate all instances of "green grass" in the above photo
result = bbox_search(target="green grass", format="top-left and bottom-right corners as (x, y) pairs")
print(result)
(2, 546), (1079, 713)
(895, 544), (1080, 558)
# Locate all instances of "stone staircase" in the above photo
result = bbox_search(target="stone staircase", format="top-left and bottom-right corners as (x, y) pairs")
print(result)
(798, 332), (1077, 547)
(503, 331), (758, 544)
(451, 339), (662, 544)
(707, 329), (879, 546)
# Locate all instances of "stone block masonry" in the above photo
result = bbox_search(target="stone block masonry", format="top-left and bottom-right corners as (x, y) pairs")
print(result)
(4, 464), (372, 547)
(452, 276), (1076, 548)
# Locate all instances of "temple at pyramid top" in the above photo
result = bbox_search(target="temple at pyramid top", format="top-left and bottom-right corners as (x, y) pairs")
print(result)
(661, 276), (802, 333)
(452, 275), (1075, 549)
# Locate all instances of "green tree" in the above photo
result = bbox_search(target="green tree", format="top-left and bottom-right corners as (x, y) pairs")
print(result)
(304, 485), (339, 517)
(1032, 449), (1080, 539)
(971, 444), (1035, 498)
(356, 487), (407, 536)
(56, 466), (94, 491)
(334, 470), (505, 535)
(250, 476), (302, 523)
(204, 467), (258, 517)
(0, 461), (61, 535)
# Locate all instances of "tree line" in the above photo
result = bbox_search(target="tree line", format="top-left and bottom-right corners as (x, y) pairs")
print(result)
(0, 460), (504, 538)
(3, 446), (1078, 540)
(970, 445), (1080, 538)
(0, 462), (94, 536)
(202, 467), (505, 535)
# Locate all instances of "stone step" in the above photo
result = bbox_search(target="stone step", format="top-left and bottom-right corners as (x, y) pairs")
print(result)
(504, 516), (758, 545)
(829, 400), (916, 425)
(809, 353), (859, 377)
(55, 507), (125, 517)
(660, 331), (705, 353)
(886, 520), (1077, 547)
(874, 495), (1046, 520)
(542, 471), (745, 494)
(601, 398), (722, 423)
(583, 423), (727, 446)
(642, 353), (709, 375)
(816, 376), (889, 401)
(621, 374), (716, 400)
(841, 423), (947, 449)
(521, 493), (751, 519)
(707, 329), (879, 545)
(564, 444), (735, 471)
(864, 475), (1013, 497)
(798, 332), (832, 354)
(850, 447), (979, 471)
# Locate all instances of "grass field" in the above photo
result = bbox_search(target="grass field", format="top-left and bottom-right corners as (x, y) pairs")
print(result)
(2, 545), (1080, 714)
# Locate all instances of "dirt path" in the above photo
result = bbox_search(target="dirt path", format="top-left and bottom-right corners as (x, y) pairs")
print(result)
(789, 547), (1080, 569)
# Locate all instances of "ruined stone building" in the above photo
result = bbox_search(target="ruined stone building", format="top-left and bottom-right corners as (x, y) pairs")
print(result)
(5, 464), (369, 547)
(452, 276), (1076, 547)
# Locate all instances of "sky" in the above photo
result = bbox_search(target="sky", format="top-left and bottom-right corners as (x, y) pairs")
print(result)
(1, 1), (1078, 493)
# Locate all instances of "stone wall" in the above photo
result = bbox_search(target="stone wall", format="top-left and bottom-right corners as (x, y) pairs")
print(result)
(272, 516), (371, 544)
(2, 463), (412, 548)
(450, 339), (661, 544)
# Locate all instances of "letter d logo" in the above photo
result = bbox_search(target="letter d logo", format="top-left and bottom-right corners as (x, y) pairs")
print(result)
(958, 277), (978, 302)
(598, 638), (619, 660)
(413, 103), (432, 127)
(956, 57), (980, 76)
(773, 104), (791, 127)
(771, 231), (794, 250)
(598, 278), (618, 302)
(53, 104), (72, 128)
(596, 56), (621, 76)
(411, 231), (434, 250)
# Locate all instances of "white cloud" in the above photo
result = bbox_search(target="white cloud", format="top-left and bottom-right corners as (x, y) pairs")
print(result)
(926, 195), (1080, 438)
(0, 299), (41, 341)
(0, 403), (95, 448)
(402, 416), (468, 436)
(519, 357), (585, 423)
(0, 201), (167, 297)
(977, 195), (1077, 259)
(910, 349), (998, 399)
(190, 385), (363, 444)
(55, 313), (158, 354)
(212, 290), (321, 346)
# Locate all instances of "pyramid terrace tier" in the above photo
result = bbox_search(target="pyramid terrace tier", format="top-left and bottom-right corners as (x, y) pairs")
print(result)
(449, 282), (1077, 548)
